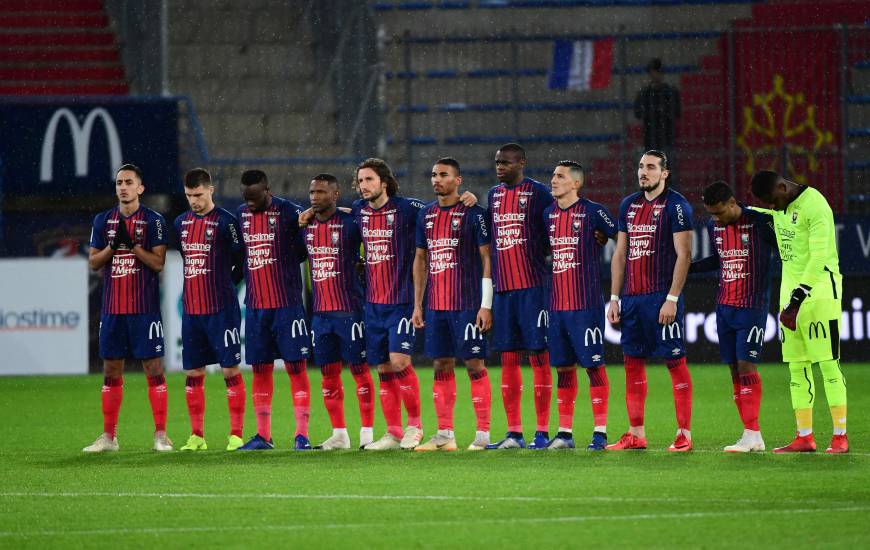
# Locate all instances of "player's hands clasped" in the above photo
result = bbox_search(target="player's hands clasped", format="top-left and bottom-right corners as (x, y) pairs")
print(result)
(110, 219), (133, 250)
(411, 305), (425, 329)
(476, 308), (492, 333)
(607, 299), (621, 324)
(658, 300), (677, 325)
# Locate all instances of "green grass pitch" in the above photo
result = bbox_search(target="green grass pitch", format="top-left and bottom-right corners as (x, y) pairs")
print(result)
(1, 362), (868, 548)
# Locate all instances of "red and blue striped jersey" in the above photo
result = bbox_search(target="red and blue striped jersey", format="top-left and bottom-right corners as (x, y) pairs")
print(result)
(707, 207), (776, 309)
(175, 207), (243, 315)
(90, 205), (168, 315)
(544, 198), (617, 311)
(487, 178), (553, 292)
(416, 202), (490, 311)
(238, 196), (305, 310)
(304, 210), (364, 313)
(353, 196), (425, 305)
(618, 188), (694, 296)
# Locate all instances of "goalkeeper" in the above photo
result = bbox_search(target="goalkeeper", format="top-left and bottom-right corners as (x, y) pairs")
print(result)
(750, 170), (847, 454)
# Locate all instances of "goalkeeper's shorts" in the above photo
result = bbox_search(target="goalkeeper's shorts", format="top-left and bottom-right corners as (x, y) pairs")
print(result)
(780, 298), (841, 363)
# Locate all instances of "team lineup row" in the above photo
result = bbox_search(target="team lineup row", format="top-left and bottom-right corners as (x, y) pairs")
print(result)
(82, 144), (848, 455)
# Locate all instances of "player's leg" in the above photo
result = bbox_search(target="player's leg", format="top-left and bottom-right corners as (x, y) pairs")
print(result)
(276, 304), (313, 450)
(341, 315), (374, 448)
(387, 304), (422, 449)
(654, 294), (692, 451)
(803, 299), (848, 453)
(178, 315), (210, 451)
(204, 306), (246, 450)
(522, 287), (552, 449)
(418, 357), (458, 452)
(724, 307), (766, 452)
(775, 311), (816, 452)
(490, 290), (526, 448)
(453, 310), (491, 451)
(607, 296), (649, 450)
(128, 313), (171, 451)
(84, 315), (126, 452)
(363, 303), (402, 450)
(571, 308), (609, 450)
(239, 308), (277, 450)
(544, 311), (576, 450)
(313, 316), (350, 450)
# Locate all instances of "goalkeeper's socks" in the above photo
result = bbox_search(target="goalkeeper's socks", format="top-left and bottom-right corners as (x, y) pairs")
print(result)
(501, 351), (524, 433)
(666, 357), (693, 431)
(102, 376), (124, 438)
(350, 363), (374, 429)
(556, 369), (578, 432)
(830, 405), (847, 435)
(285, 360), (310, 437)
(252, 363), (274, 441)
(224, 374), (246, 438)
(397, 366), (422, 429)
(433, 369), (456, 431)
(469, 368), (491, 432)
(624, 356), (648, 427)
(378, 372), (404, 438)
(818, 359), (847, 434)
(587, 366), (609, 433)
(185, 376), (205, 437)
(321, 362), (346, 429)
(796, 408), (813, 436)
(530, 351), (552, 432)
(738, 372), (762, 431)
(147, 374), (167, 433)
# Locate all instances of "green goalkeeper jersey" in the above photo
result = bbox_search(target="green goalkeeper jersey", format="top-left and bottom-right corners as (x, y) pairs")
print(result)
(768, 186), (841, 304)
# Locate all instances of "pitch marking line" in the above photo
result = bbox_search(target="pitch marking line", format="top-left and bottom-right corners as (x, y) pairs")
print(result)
(1, 506), (868, 538)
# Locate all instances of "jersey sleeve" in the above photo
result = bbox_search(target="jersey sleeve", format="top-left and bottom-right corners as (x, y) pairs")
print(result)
(149, 213), (168, 247)
(225, 212), (244, 254)
(668, 196), (693, 233)
(472, 206), (490, 246)
(90, 213), (107, 249)
(592, 202), (618, 238)
(415, 208), (427, 249)
(173, 215), (184, 251)
(690, 221), (719, 273)
(798, 193), (836, 290)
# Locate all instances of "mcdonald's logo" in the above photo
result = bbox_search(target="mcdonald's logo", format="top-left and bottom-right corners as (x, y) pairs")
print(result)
(224, 328), (240, 347)
(808, 321), (827, 340)
(351, 322), (365, 342)
(584, 327), (602, 347)
(148, 321), (164, 340)
(291, 319), (308, 339)
(464, 323), (482, 341)
(537, 310), (549, 328)
(397, 317), (415, 336)
(746, 326), (765, 345)
(661, 322), (682, 341)
(40, 107), (122, 183)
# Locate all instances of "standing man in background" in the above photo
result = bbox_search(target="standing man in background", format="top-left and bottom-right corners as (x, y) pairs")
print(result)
(634, 58), (681, 185)
(84, 164), (171, 453)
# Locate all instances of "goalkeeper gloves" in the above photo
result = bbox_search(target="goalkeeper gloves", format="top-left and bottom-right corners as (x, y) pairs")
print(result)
(110, 219), (133, 250)
(779, 284), (811, 331)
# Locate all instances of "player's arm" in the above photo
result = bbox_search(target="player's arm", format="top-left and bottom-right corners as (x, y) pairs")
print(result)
(607, 231), (628, 324)
(88, 214), (117, 270)
(227, 216), (245, 286)
(477, 243), (493, 332)
(689, 224), (719, 273)
(593, 203), (618, 245)
(459, 191), (478, 207)
(659, 230), (692, 324)
(89, 246), (114, 271)
(412, 247), (428, 329)
(131, 244), (166, 273)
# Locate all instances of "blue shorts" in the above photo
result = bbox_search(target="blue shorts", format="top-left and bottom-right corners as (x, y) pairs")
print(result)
(492, 286), (549, 352)
(311, 312), (366, 366)
(619, 291), (686, 359)
(99, 313), (164, 360)
(182, 305), (242, 370)
(244, 303), (311, 365)
(716, 304), (768, 364)
(548, 308), (606, 368)
(424, 309), (488, 361)
(363, 302), (416, 365)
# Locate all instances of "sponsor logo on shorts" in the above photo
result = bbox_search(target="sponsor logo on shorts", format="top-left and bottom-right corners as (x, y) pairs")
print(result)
(584, 327), (602, 346)
(352, 322), (365, 342)
(661, 322), (681, 340)
(148, 321), (164, 340)
(291, 319), (308, 339)
(464, 323), (482, 341)
(747, 326), (765, 344)
(397, 317), (415, 336)
(808, 321), (827, 340)
(224, 328), (240, 347)
(537, 310), (549, 328)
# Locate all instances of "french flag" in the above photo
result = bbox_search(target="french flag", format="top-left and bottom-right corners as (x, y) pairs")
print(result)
(548, 38), (614, 91)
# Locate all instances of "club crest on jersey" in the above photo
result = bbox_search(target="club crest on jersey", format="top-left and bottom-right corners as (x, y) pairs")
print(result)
(741, 233), (749, 244)
(386, 213), (395, 225)
(451, 218), (461, 230)
(791, 212), (799, 224)
(204, 228), (214, 241)
(268, 216), (277, 227)
(331, 231), (340, 244)
(572, 219), (581, 232)
(518, 197), (528, 209)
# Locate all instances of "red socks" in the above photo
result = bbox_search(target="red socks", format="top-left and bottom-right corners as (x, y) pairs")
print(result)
(396, 366), (422, 429)
(469, 368), (491, 431)
(350, 363), (375, 428)
(530, 351), (552, 432)
(185, 376), (205, 437)
(252, 363), (274, 440)
(102, 376), (124, 438)
(738, 372), (762, 431)
(587, 366), (609, 429)
(433, 370), (457, 431)
(285, 360), (310, 437)
(321, 362), (346, 429)
(146, 375), (167, 433)
(666, 357), (693, 431)
(501, 351), (523, 432)
(378, 372), (404, 438)
(556, 369), (578, 430)
(624, 356), (648, 427)
(224, 373), (246, 438)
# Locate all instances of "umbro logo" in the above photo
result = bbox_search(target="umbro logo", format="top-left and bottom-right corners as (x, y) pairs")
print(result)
(401, 342), (411, 350)
(749, 350), (758, 358)
(671, 348), (681, 355)
(155, 345), (162, 352)
(592, 354), (601, 362)
(471, 346), (481, 354)
(300, 347), (309, 355)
